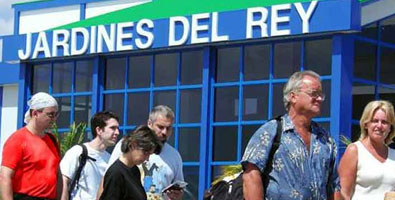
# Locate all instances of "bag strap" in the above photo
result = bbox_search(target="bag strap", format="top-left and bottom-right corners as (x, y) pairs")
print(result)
(68, 144), (96, 198)
(46, 133), (60, 155)
(261, 115), (283, 192)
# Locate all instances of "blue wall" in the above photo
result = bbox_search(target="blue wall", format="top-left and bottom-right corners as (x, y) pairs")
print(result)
(0, 63), (20, 85)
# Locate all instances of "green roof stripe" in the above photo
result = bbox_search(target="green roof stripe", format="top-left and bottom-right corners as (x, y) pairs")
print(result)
(54, 0), (327, 30)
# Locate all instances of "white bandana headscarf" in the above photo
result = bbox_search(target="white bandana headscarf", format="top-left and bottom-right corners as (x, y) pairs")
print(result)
(24, 92), (58, 124)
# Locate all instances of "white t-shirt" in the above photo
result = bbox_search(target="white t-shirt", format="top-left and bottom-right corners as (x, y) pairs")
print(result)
(353, 141), (395, 200)
(108, 140), (184, 200)
(60, 143), (110, 200)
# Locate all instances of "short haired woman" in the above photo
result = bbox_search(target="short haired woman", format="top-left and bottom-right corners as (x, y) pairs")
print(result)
(99, 125), (162, 200)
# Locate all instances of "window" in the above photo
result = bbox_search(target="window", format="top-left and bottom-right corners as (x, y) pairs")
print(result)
(30, 60), (93, 131)
(304, 39), (332, 75)
(273, 42), (301, 78)
(354, 41), (376, 81)
(381, 16), (395, 44)
(31, 63), (50, 93)
(214, 87), (239, 122)
(380, 47), (395, 84)
(244, 44), (270, 80)
(216, 47), (240, 82)
(129, 55), (151, 88)
(105, 58), (126, 90)
(155, 53), (177, 86)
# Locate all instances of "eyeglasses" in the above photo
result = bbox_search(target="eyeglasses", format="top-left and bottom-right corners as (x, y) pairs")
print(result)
(370, 119), (390, 126)
(38, 110), (59, 119)
(299, 90), (325, 101)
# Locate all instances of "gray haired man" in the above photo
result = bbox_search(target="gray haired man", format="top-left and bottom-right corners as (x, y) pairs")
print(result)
(242, 71), (341, 200)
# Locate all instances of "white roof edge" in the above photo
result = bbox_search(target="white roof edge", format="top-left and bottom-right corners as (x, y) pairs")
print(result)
(361, 0), (395, 26)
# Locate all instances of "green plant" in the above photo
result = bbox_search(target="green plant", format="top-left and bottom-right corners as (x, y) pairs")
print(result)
(52, 122), (87, 157)
(340, 135), (352, 146)
(212, 165), (242, 185)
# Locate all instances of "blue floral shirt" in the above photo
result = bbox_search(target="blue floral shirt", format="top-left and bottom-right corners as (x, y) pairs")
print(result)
(241, 114), (340, 200)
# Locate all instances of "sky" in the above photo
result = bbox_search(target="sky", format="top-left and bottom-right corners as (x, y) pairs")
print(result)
(0, 0), (29, 36)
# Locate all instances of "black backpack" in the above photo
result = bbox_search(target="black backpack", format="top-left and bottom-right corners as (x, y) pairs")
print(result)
(204, 116), (283, 200)
(203, 173), (244, 200)
(68, 144), (96, 198)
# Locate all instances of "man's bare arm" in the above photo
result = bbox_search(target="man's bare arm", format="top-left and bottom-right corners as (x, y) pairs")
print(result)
(330, 191), (341, 200)
(60, 174), (71, 200)
(0, 166), (15, 200)
(96, 178), (104, 200)
(243, 163), (263, 200)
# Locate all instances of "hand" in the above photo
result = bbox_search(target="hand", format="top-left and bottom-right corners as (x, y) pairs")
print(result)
(165, 189), (184, 200)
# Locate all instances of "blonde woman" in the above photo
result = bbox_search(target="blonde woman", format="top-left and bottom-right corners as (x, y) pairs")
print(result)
(339, 100), (395, 200)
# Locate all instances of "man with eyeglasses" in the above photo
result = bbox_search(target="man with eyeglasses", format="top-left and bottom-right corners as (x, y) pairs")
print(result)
(0, 92), (61, 200)
(60, 111), (120, 200)
(242, 70), (341, 200)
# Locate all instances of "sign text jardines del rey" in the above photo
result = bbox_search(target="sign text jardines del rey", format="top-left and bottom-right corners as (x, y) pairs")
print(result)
(17, 0), (355, 60)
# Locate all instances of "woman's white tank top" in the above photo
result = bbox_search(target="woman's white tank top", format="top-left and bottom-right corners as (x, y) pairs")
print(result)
(352, 141), (395, 200)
